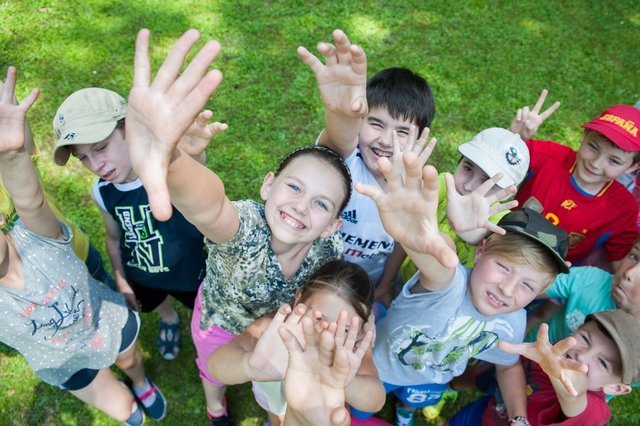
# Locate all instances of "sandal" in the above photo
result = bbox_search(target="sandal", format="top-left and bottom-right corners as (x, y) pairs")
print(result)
(157, 318), (181, 361)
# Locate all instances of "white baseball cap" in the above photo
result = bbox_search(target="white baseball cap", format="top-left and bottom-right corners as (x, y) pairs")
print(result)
(457, 127), (530, 188)
(52, 88), (127, 166)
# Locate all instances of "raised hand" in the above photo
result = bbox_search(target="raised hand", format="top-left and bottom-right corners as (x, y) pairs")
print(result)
(297, 29), (368, 118)
(177, 110), (228, 158)
(0, 67), (39, 154)
(356, 132), (458, 269)
(445, 172), (518, 235)
(247, 303), (308, 381)
(281, 316), (351, 426)
(499, 323), (588, 396)
(509, 89), (560, 141)
(333, 312), (374, 384)
(126, 29), (223, 221)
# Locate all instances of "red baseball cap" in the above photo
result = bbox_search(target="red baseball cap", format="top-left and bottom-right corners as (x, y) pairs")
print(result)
(582, 104), (640, 152)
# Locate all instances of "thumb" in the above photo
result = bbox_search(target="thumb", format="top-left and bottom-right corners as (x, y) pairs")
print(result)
(138, 166), (173, 221)
(330, 406), (351, 426)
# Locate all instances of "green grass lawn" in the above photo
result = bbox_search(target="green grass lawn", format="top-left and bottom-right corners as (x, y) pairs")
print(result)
(1, 0), (640, 424)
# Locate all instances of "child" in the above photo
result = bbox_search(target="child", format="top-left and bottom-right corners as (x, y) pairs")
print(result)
(51, 87), (222, 360)
(0, 67), (165, 426)
(450, 310), (640, 425)
(0, 93), (114, 289)
(208, 260), (384, 425)
(396, 127), (529, 288)
(354, 139), (570, 425)
(510, 90), (640, 266)
(297, 30), (436, 292)
(278, 307), (356, 426)
(122, 29), (352, 424)
(528, 236), (640, 344)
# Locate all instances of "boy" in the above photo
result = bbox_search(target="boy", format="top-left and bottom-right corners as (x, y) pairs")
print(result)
(510, 91), (640, 266)
(397, 127), (529, 289)
(355, 143), (569, 425)
(450, 310), (640, 425)
(529, 236), (640, 344)
(297, 30), (435, 289)
(51, 87), (222, 360)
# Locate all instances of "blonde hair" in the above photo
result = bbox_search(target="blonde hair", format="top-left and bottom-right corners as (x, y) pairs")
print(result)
(482, 232), (559, 285)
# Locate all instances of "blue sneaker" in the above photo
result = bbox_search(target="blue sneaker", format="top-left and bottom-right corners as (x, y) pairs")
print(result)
(124, 399), (145, 426)
(133, 375), (167, 421)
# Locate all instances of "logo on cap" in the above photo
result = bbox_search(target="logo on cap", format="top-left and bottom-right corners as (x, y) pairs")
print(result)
(599, 114), (638, 137)
(505, 146), (522, 166)
(63, 132), (76, 141)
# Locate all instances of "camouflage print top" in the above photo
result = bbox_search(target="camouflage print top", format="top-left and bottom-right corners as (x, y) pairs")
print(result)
(200, 200), (343, 334)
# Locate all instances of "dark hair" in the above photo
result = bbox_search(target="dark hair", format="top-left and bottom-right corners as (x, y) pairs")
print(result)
(298, 260), (373, 323)
(367, 67), (436, 131)
(116, 118), (125, 129)
(275, 146), (352, 216)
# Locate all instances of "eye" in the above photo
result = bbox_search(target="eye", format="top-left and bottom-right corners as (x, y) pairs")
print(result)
(629, 252), (639, 262)
(463, 164), (473, 173)
(95, 143), (107, 152)
(287, 183), (300, 192)
(496, 262), (509, 272)
(608, 158), (623, 166)
(581, 333), (590, 345)
(396, 129), (409, 137)
(521, 282), (534, 292)
(315, 200), (328, 211)
(369, 121), (383, 129)
(588, 142), (599, 152)
(598, 358), (608, 370)
(73, 154), (87, 162)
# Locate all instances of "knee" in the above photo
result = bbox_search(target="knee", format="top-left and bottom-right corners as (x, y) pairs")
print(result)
(115, 347), (142, 371)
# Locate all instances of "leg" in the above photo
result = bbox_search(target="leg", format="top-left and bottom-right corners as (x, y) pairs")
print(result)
(266, 410), (284, 426)
(116, 342), (146, 388)
(70, 369), (135, 422)
(155, 295), (179, 324)
(203, 379), (228, 415)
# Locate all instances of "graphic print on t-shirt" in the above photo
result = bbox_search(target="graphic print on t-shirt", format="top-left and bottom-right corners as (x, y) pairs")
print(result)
(115, 205), (168, 273)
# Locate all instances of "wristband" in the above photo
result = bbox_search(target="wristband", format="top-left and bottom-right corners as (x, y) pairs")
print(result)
(510, 416), (530, 426)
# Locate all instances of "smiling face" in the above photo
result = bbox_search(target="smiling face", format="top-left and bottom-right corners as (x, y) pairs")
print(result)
(611, 241), (640, 316)
(260, 156), (345, 248)
(453, 157), (499, 196)
(70, 127), (137, 184)
(357, 106), (416, 186)
(468, 240), (553, 316)
(573, 130), (636, 194)
(566, 320), (624, 391)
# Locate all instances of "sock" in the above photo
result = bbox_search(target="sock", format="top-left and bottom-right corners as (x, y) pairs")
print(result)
(396, 404), (416, 426)
(207, 402), (228, 419)
(133, 377), (156, 408)
(125, 399), (144, 426)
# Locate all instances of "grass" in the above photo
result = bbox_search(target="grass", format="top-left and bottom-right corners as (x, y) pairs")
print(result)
(1, 0), (640, 424)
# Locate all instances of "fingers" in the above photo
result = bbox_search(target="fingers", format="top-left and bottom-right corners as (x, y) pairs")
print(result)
(475, 173), (503, 196)
(153, 29), (202, 92)
(285, 303), (308, 327)
(540, 101), (561, 120)
(140, 168), (173, 221)
(483, 221), (508, 236)
(272, 303), (293, 324)
(403, 150), (423, 192)
(296, 45), (325, 75)
(169, 40), (221, 101)
(330, 406), (351, 426)
(332, 29), (352, 67)
(552, 335), (577, 356)
(497, 340), (532, 356)
(559, 371), (579, 397)
(1, 66), (16, 104)
(319, 322), (337, 367)
(354, 330), (374, 360)
(133, 29), (151, 88)
(279, 325), (304, 354)
(20, 88), (40, 112)
(532, 89), (549, 113)
(354, 181), (384, 203)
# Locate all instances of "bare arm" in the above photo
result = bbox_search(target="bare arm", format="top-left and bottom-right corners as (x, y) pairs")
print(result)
(97, 204), (140, 310)
(0, 67), (59, 239)
(495, 362), (528, 423)
(374, 243), (406, 306)
(298, 29), (367, 158)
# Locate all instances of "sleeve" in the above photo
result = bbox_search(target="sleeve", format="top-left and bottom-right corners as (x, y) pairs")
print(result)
(545, 268), (578, 300)
(474, 310), (526, 366)
(603, 197), (639, 261)
(546, 393), (610, 425)
(92, 179), (108, 212)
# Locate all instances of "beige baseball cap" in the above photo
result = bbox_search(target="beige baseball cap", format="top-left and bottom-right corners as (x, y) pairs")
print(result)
(52, 88), (127, 165)
(458, 127), (530, 188)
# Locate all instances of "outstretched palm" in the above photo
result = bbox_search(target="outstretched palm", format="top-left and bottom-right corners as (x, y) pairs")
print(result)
(126, 29), (223, 221)
(0, 67), (39, 154)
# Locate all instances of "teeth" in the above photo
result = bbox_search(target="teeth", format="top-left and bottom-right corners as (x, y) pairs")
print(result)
(372, 148), (392, 158)
(487, 292), (505, 307)
(282, 212), (305, 229)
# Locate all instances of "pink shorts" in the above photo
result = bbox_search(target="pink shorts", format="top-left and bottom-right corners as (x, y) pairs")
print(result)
(191, 285), (237, 386)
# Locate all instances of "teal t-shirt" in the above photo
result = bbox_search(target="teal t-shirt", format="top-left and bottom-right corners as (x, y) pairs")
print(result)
(532, 266), (615, 344)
